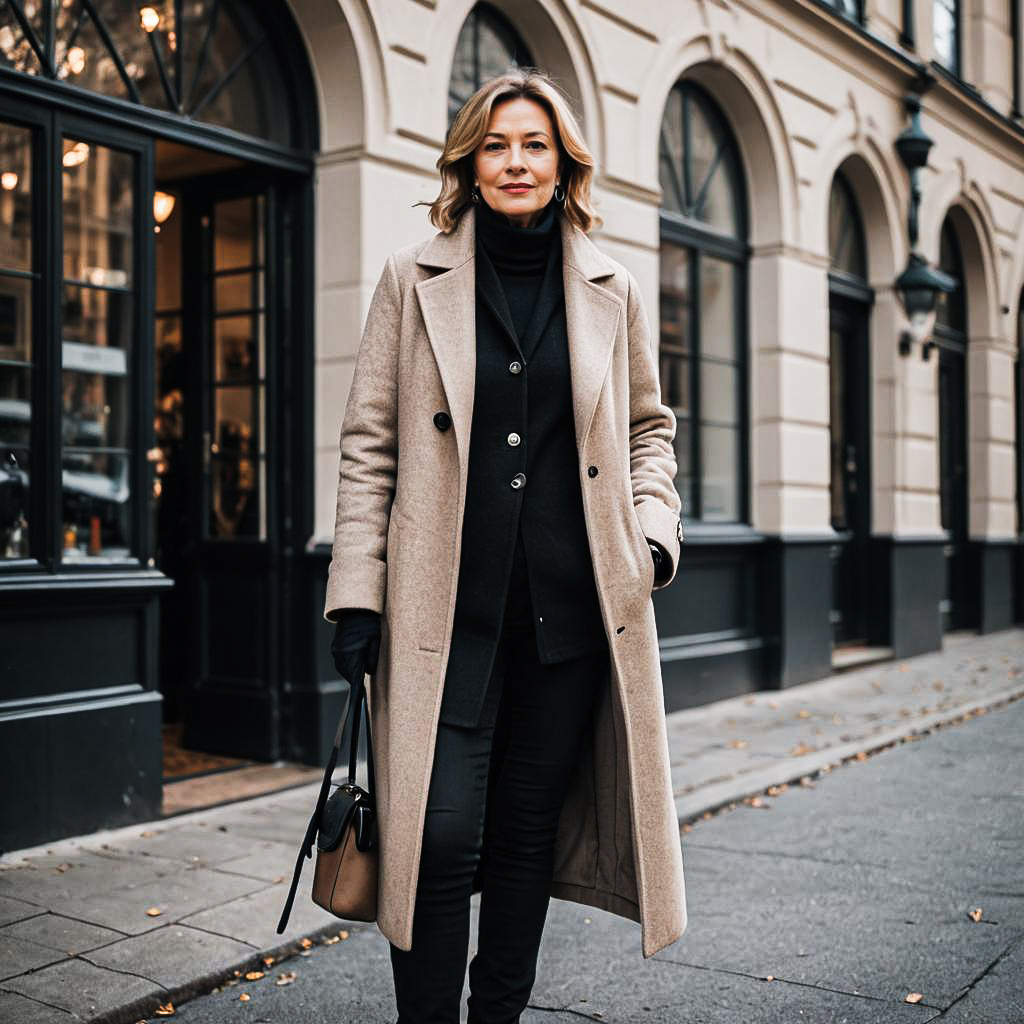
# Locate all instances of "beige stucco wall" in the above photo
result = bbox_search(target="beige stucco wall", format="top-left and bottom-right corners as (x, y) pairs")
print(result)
(291, 0), (1024, 550)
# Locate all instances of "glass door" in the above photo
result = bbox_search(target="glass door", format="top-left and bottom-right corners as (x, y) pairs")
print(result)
(158, 168), (283, 761)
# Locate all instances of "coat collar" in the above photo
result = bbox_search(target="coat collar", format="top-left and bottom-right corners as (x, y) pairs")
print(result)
(414, 207), (622, 472)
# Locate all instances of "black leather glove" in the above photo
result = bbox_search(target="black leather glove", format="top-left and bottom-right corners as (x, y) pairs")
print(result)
(331, 608), (381, 685)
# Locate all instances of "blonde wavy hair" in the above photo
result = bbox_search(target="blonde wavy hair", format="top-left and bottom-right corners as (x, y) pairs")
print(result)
(426, 69), (600, 234)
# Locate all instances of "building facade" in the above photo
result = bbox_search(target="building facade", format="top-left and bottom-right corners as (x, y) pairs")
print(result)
(0, 0), (1021, 851)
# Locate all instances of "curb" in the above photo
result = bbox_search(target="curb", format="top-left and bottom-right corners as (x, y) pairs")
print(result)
(85, 920), (376, 1024)
(674, 682), (1024, 826)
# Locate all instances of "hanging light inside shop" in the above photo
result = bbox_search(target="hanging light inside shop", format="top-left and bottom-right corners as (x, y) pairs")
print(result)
(66, 46), (86, 75)
(0, 172), (17, 190)
(62, 141), (89, 168)
(139, 7), (161, 33)
(153, 190), (176, 224)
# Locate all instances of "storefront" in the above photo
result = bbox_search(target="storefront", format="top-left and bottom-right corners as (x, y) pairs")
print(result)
(0, 0), (317, 851)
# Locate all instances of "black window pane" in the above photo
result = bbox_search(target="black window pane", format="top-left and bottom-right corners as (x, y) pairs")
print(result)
(935, 219), (965, 331)
(829, 173), (867, 280)
(448, 6), (532, 125)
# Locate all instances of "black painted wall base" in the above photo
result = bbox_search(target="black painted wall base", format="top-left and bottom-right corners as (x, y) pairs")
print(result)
(760, 538), (834, 690)
(971, 539), (1017, 633)
(868, 537), (944, 657)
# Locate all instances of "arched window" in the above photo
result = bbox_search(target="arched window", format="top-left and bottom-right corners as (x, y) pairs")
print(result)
(935, 220), (966, 334)
(658, 81), (748, 523)
(0, 1), (299, 146)
(448, 4), (532, 125)
(934, 0), (961, 74)
(829, 173), (867, 281)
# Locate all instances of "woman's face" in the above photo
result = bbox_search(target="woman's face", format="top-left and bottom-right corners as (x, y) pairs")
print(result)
(473, 97), (561, 228)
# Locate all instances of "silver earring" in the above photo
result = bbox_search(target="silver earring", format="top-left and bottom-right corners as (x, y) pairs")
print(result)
(553, 182), (566, 204)
(472, 184), (480, 203)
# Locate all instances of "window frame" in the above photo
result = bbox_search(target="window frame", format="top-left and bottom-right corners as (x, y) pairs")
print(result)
(658, 80), (750, 526)
(0, 93), (154, 574)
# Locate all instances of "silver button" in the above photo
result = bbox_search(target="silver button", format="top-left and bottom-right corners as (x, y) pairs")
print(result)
(510, 473), (526, 490)
(509, 361), (522, 374)
(507, 432), (521, 447)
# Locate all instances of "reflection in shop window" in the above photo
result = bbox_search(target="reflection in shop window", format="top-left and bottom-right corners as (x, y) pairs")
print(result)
(934, 0), (960, 73)
(0, 122), (33, 559)
(60, 138), (135, 561)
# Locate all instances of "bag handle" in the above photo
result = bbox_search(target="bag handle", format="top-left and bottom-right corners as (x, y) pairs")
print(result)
(276, 667), (374, 934)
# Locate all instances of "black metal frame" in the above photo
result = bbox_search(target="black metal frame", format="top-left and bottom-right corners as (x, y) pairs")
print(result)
(658, 81), (750, 526)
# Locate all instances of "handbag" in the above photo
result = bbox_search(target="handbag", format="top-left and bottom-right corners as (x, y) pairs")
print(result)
(276, 668), (378, 933)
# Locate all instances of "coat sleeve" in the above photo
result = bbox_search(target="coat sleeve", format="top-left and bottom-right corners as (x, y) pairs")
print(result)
(323, 254), (402, 622)
(625, 269), (683, 590)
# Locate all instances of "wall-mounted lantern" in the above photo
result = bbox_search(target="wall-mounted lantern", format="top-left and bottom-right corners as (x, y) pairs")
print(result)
(894, 79), (956, 360)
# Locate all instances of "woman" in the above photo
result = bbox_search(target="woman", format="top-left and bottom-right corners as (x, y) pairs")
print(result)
(325, 69), (687, 1023)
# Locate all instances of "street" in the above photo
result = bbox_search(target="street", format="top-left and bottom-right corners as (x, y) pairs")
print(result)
(159, 694), (1024, 1023)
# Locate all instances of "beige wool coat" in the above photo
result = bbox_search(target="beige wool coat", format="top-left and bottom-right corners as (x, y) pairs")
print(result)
(323, 206), (688, 958)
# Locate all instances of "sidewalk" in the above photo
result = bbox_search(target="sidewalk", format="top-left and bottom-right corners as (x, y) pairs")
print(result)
(1, 628), (1022, 1023)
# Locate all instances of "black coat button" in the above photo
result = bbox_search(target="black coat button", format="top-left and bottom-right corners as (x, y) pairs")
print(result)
(587, 465), (598, 478)
(433, 411), (451, 431)
(509, 361), (522, 374)
(510, 473), (526, 490)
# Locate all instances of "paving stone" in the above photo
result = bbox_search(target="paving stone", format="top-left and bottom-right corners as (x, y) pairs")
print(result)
(0, 892), (44, 927)
(1, 956), (164, 1019)
(211, 839), (298, 883)
(84, 924), (258, 990)
(0, 933), (68, 981)
(52, 866), (266, 936)
(0, 990), (78, 1023)
(179, 878), (343, 948)
(91, 824), (256, 866)
(1, 913), (122, 955)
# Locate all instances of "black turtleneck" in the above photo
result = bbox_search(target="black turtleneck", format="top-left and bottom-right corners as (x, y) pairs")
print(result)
(475, 197), (558, 343)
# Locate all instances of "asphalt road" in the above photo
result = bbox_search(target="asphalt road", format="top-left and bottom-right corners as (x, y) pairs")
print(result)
(166, 696), (1024, 1024)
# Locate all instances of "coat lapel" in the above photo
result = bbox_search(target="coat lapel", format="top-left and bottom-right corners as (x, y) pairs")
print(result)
(414, 213), (477, 468)
(560, 215), (622, 451)
(414, 208), (623, 464)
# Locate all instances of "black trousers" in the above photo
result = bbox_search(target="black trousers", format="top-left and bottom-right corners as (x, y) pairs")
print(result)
(388, 578), (609, 1024)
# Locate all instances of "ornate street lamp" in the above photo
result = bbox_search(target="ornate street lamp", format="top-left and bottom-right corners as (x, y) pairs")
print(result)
(894, 82), (957, 359)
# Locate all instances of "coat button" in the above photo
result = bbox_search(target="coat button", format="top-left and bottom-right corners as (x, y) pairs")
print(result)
(509, 360), (522, 374)
(507, 432), (521, 447)
(510, 473), (526, 490)
(433, 411), (451, 431)
(587, 465), (598, 478)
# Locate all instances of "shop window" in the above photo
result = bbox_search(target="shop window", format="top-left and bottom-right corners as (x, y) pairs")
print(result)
(934, 0), (961, 74)
(0, 1), (294, 146)
(658, 81), (748, 524)
(0, 122), (32, 559)
(61, 138), (135, 561)
(828, 0), (863, 22)
(448, 4), (532, 126)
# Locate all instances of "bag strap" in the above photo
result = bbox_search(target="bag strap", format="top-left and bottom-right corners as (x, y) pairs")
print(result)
(276, 668), (373, 934)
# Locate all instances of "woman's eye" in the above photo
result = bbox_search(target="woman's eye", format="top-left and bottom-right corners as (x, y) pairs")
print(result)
(484, 142), (503, 151)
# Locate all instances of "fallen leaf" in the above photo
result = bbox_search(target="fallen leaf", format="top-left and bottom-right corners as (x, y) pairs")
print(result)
(905, 992), (923, 1004)
(262, 955), (274, 966)
(154, 1003), (175, 1016)
(239, 993), (251, 1002)
(272, 875), (285, 884)
(796, 710), (811, 719)
(145, 907), (163, 917)
(54, 863), (72, 873)
(276, 971), (297, 986)
(790, 742), (814, 756)
(324, 935), (340, 944)
(244, 970), (264, 981)
(854, 752), (868, 762)
(140, 830), (157, 838)
(763, 974), (775, 982)
(300, 937), (313, 949)
(968, 908), (983, 922)
(338, 930), (349, 940)
(799, 777), (815, 788)
(729, 739), (748, 749)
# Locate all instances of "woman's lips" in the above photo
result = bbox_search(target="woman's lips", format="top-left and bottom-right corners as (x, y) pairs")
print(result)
(499, 184), (533, 194)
